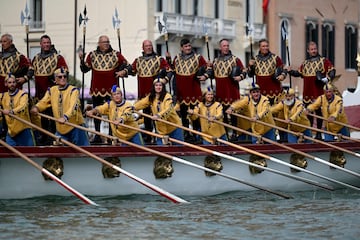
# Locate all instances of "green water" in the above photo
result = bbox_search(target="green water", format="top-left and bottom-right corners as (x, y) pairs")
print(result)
(0, 190), (359, 240)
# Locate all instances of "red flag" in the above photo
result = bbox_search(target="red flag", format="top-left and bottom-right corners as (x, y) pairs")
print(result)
(263, 0), (270, 15)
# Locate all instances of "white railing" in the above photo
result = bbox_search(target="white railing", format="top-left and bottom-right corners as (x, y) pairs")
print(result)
(156, 13), (236, 39)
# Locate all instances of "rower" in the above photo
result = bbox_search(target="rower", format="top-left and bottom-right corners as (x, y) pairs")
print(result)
(187, 87), (227, 145)
(86, 85), (143, 145)
(226, 83), (276, 144)
(271, 88), (312, 143)
(306, 83), (350, 141)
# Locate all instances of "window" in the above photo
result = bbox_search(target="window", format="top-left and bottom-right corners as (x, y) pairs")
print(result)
(321, 22), (335, 64)
(345, 24), (358, 69)
(30, 0), (43, 29)
(305, 20), (318, 57)
(175, 0), (181, 14)
(156, 0), (163, 12)
(280, 19), (290, 65)
(215, 0), (219, 19)
(193, 0), (199, 16)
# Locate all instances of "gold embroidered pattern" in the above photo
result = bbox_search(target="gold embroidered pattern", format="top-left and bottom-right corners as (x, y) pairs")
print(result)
(91, 50), (119, 71)
(136, 57), (161, 77)
(255, 55), (277, 76)
(301, 57), (325, 76)
(33, 54), (58, 76)
(174, 54), (200, 76)
(213, 56), (237, 78)
(0, 52), (21, 77)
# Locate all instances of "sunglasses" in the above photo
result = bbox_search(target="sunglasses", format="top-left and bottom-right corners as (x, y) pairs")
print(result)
(56, 75), (67, 79)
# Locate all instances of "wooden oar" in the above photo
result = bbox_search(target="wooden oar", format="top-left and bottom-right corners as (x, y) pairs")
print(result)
(12, 113), (188, 204)
(134, 111), (336, 191)
(92, 114), (360, 191)
(0, 139), (98, 206)
(307, 112), (360, 132)
(232, 112), (360, 178)
(190, 112), (360, 190)
(82, 115), (292, 199)
(273, 117), (360, 143)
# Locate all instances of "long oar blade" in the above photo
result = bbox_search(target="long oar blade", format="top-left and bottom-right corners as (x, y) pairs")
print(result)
(234, 112), (360, 178)
(19, 113), (188, 204)
(88, 115), (292, 199)
(0, 139), (98, 206)
(136, 111), (334, 191)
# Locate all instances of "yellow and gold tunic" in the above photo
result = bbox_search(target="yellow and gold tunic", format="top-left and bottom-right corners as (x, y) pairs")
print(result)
(1, 89), (31, 137)
(36, 84), (84, 134)
(134, 93), (181, 135)
(96, 100), (138, 140)
(235, 100), (251, 133)
(189, 101), (226, 143)
(307, 94), (348, 133)
(230, 95), (275, 136)
(271, 99), (310, 133)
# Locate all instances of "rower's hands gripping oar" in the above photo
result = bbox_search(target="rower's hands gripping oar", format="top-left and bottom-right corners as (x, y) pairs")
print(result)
(307, 112), (360, 132)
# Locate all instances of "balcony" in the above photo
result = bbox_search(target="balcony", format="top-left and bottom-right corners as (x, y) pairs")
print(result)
(155, 12), (236, 39)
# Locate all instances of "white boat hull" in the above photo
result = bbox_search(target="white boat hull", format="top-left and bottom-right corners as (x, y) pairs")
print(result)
(0, 144), (359, 199)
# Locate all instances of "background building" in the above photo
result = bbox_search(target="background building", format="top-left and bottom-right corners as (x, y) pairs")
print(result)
(264, 0), (359, 95)
(0, 0), (359, 98)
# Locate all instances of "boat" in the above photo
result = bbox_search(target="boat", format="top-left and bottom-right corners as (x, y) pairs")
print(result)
(1, 141), (360, 200)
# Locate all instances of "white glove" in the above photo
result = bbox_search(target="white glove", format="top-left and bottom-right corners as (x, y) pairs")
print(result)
(321, 77), (329, 83)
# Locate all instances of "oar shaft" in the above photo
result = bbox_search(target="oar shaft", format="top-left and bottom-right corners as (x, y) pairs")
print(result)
(233, 112), (360, 178)
(13, 113), (188, 204)
(235, 112), (360, 161)
(88, 115), (293, 198)
(0, 139), (98, 206)
(307, 112), (360, 131)
(135, 112), (335, 191)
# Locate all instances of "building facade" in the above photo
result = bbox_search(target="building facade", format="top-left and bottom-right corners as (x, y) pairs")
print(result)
(0, 0), (358, 97)
(264, 0), (359, 95)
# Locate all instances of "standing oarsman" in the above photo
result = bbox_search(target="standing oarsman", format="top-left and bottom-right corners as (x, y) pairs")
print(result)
(288, 41), (336, 140)
(248, 38), (287, 105)
(79, 35), (131, 144)
(130, 40), (173, 144)
(0, 34), (31, 93)
(28, 35), (68, 145)
(169, 38), (212, 142)
(212, 38), (246, 141)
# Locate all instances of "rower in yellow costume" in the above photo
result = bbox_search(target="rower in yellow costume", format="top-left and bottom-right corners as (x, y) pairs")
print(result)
(306, 83), (349, 141)
(0, 74), (35, 146)
(271, 88), (312, 143)
(86, 85), (143, 145)
(134, 78), (183, 145)
(226, 83), (276, 144)
(188, 87), (227, 144)
(31, 68), (89, 146)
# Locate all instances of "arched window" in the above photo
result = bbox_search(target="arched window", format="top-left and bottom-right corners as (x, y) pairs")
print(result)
(345, 24), (358, 69)
(305, 20), (318, 58)
(322, 22), (335, 64)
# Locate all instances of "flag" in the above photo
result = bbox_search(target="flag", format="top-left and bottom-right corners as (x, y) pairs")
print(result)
(262, 0), (270, 16)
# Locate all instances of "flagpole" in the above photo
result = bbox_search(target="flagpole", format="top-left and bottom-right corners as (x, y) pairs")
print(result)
(78, 5), (88, 111)
(20, 1), (31, 102)
(113, 8), (126, 99)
